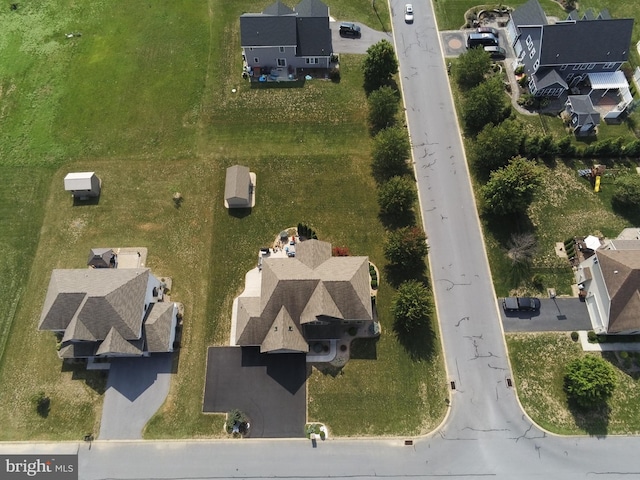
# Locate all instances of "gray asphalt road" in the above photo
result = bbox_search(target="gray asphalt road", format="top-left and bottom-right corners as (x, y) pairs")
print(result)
(98, 355), (173, 440)
(501, 297), (592, 332)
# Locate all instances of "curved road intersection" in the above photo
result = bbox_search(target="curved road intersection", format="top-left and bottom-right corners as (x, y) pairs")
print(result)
(3, 2), (640, 479)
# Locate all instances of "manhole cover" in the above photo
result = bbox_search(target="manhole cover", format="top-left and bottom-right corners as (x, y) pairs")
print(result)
(448, 38), (463, 49)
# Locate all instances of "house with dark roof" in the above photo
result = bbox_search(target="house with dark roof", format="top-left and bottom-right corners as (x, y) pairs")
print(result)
(240, 0), (333, 78)
(565, 95), (600, 136)
(506, 0), (633, 99)
(235, 240), (375, 354)
(38, 268), (178, 362)
(575, 237), (640, 334)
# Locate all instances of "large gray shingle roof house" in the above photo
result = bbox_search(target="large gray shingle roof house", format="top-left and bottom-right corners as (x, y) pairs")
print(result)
(575, 239), (640, 335)
(506, 0), (633, 98)
(38, 268), (178, 360)
(240, 0), (333, 75)
(235, 240), (373, 353)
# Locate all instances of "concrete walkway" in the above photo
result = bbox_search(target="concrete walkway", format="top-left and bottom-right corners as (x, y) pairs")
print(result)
(578, 330), (640, 352)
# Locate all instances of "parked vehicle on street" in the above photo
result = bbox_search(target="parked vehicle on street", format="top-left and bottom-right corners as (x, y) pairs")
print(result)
(404, 4), (414, 23)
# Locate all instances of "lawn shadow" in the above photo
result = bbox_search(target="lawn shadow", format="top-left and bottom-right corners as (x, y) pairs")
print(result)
(72, 196), (100, 206)
(228, 207), (252, 219)
(313, 364), (345, 378)
(482, 211), (535, 249)
(384, 264), (428, 288)
(393, 320), (437, 362)
(378, 210), (416, 229)
(60, 361), (108, 395)
(350, 337), (379, 360)
(567, 400), (610, 437)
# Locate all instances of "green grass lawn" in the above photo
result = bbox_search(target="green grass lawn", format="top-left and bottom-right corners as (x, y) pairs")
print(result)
(0, 0), (446, 440)
(507, 333), (640, 435)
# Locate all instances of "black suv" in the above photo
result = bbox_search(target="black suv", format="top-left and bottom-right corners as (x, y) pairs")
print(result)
(339, 22), (361, 38)
(502, 297), (540, 312)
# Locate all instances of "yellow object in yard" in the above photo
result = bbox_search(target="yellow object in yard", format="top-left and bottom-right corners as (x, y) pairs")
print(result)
(594, 175), (601, 192)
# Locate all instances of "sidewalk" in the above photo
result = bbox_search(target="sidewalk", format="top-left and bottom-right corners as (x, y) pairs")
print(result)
(578, 330), (640, 352)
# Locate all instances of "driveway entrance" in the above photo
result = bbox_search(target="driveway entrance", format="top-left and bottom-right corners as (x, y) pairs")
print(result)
(98, 354), (173, 439)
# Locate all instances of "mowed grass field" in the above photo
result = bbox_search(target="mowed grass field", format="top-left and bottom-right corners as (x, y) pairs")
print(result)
(508, 333), (640, 435)
(0, 0), (445, 440)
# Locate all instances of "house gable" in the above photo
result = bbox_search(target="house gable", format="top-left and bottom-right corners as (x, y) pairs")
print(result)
(235, 240), (373, 352)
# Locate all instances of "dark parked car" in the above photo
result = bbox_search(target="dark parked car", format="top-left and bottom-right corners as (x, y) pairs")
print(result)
(466, 32), (498, 48)
(484, 45), (506, 60)
(339, 22), (361, 37)
(477, 26), (499, 37)
(503, 297), (541, 312)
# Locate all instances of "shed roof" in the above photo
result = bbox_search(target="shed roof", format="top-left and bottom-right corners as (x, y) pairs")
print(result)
(64, 172), (96, 191)
(224, 165), (251, 204)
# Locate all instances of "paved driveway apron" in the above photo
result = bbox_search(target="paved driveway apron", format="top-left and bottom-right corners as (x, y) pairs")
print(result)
(98, 354), (173, 440)
(501, 298), (592, 332)
(331, 23), (391, 54)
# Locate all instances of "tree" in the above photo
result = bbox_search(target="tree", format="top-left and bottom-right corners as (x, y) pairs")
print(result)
(363, 40), (398, 93)
(377, 176), (417, 216)
(384, 226), (428, 268)
(392, 280), (431, 333)
(482, 156), (543, 216)
(564, 355), (616, 408)
(611, 174), (640, 212)
(507, 232), (537, 265)
(473, 120), (524, 172)
(454, 46), (492, 90)
(368, 85), (400, 134)
(371, 126), (411, 181)
(462, 76), (510, 135)
(524, 134), (558, 160)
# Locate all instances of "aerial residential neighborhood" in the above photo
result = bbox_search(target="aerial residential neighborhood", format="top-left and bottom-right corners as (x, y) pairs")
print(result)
(1, 0), (640, 478)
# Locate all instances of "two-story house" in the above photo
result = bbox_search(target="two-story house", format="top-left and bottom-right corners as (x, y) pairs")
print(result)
(506, 0), (633, 98)
(240, 0), (333, 78)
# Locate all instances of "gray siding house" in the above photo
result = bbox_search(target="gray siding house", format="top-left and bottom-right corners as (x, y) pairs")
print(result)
(506, 0), (633, 97)
(240, 0), (333, 77)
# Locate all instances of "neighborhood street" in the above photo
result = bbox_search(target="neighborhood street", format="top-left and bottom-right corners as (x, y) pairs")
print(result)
(2, 1), (640, 479)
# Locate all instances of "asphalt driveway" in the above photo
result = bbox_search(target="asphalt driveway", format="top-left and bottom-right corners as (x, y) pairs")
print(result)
(500, 297), (592, 332)
(331, 22), (391, 54)
(203, 347), (307, 438)
(98, 354), (173, 440)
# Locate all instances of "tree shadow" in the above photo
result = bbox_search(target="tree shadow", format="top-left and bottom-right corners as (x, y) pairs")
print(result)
(482, 211), (535, 249)
(378, 210), (416, 229)
(393, 320), (437, 362)
(350, 337), (379, 360)
(567, 400), (610, 437)
(383, 263), (427, 288)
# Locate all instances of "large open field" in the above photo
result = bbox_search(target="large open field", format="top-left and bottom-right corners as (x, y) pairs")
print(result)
(0, 0), (445, 440)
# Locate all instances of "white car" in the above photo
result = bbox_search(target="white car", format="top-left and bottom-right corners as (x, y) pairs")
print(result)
(404, 4), (414, 23)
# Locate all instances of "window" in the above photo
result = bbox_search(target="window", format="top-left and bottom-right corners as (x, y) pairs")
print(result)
(604, 62), (616, 69)
(525, 35), (533, 49)
(279, 46), (285, 53)
(573, 64), (580, 70)
(529, 47), (536, 59)
(587, 63), (595, 70)
(533, 59), (540, 71)
(579, 64), (588, 70)
(566, 73), (574, 81)
(253, 57), (259, 64)
(277, 58), (286, 67)
(560, 64), (568, 71)
(305, 57), (319, 64)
